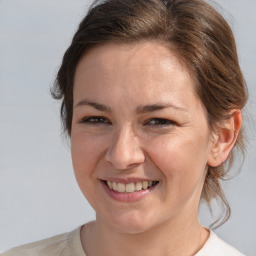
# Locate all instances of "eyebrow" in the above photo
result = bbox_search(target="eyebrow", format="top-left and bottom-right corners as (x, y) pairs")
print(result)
(75, 99), (187, 113)
(75, 100), (111, 113)
(136, 104), (187, 114)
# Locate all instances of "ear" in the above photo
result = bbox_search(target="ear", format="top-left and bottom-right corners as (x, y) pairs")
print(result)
(207, 110), (242, 167)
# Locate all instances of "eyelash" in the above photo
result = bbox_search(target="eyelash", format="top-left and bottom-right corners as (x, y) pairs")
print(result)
(79, 116), (111, 125)
(144, 118), (176, 127)
(79, 116), (175, 127)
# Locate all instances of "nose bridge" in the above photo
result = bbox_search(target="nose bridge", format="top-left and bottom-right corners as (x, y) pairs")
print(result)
(104, 124), (145, 170)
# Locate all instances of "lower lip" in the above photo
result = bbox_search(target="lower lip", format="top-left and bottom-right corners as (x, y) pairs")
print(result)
(101, 180), (157, 202)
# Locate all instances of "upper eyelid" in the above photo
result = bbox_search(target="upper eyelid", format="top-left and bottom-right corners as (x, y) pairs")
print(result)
(79, 116), (111, 123)
(78, 116), (175, 125)
(144, 118), (176, 125)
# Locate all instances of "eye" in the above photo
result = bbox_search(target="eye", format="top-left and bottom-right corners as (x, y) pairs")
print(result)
(145, 118), (176, 127)
(79, 116), (111, 125)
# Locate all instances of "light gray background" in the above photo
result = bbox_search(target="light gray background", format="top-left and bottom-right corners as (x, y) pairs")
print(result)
(0, 0), (255, 255)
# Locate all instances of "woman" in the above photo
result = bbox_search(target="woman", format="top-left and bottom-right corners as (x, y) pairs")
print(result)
(2, 0), (248, 255)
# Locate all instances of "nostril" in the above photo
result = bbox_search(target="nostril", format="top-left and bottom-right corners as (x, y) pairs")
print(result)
(104, 145), (145, 170)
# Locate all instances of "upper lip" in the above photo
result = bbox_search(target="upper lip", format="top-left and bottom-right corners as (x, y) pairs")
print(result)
(99, 178), (158, 184)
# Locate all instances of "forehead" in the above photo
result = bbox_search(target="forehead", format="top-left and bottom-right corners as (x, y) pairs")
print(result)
(77, 41), (189, 74)
(74, 41), (193, 89)
(73, 41), (201, 111)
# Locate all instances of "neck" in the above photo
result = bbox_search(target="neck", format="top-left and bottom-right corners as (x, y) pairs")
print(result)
(81, 210), (209, 256)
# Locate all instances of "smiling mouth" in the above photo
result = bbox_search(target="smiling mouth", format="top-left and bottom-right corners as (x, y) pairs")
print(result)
(103, 180), (159, 193)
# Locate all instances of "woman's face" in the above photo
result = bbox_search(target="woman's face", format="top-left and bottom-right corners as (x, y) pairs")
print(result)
(71, 42), (215, 234)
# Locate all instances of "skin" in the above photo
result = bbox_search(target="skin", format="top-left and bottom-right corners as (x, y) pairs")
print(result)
(71, 41), (241, 256)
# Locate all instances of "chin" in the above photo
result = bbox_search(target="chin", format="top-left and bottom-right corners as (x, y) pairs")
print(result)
(112, 221), (153, 235)
(101, 210), (159, 235)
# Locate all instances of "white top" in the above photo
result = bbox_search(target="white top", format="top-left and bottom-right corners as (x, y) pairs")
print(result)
(1, 226), (245, 256)
(194, 230), (245, 256)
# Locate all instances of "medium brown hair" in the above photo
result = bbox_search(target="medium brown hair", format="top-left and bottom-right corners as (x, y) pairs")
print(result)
(52, 0), (248, 227)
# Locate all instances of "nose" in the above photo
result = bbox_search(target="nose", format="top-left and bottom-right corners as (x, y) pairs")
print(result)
(104, 126), (145, 170)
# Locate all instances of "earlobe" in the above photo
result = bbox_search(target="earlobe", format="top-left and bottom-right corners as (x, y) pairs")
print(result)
(207, 110), (242, 167)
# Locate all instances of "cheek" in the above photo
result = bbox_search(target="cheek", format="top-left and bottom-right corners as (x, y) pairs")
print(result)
(70, 135), (103, 211)
(71, 133), (104, 192)
(72, 132), (103, 169)
(146, 132), (209, 190)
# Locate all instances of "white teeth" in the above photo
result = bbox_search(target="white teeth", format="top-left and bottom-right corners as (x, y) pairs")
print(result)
(142, 181), (149, 190)
(112, 182), (118, 191)
(107, 181), (113, 189)
(126, 183), (135, 193)
(105, 180), (157, 193)
(135, 181), (143, 191)
(117, 183), (126, 192)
